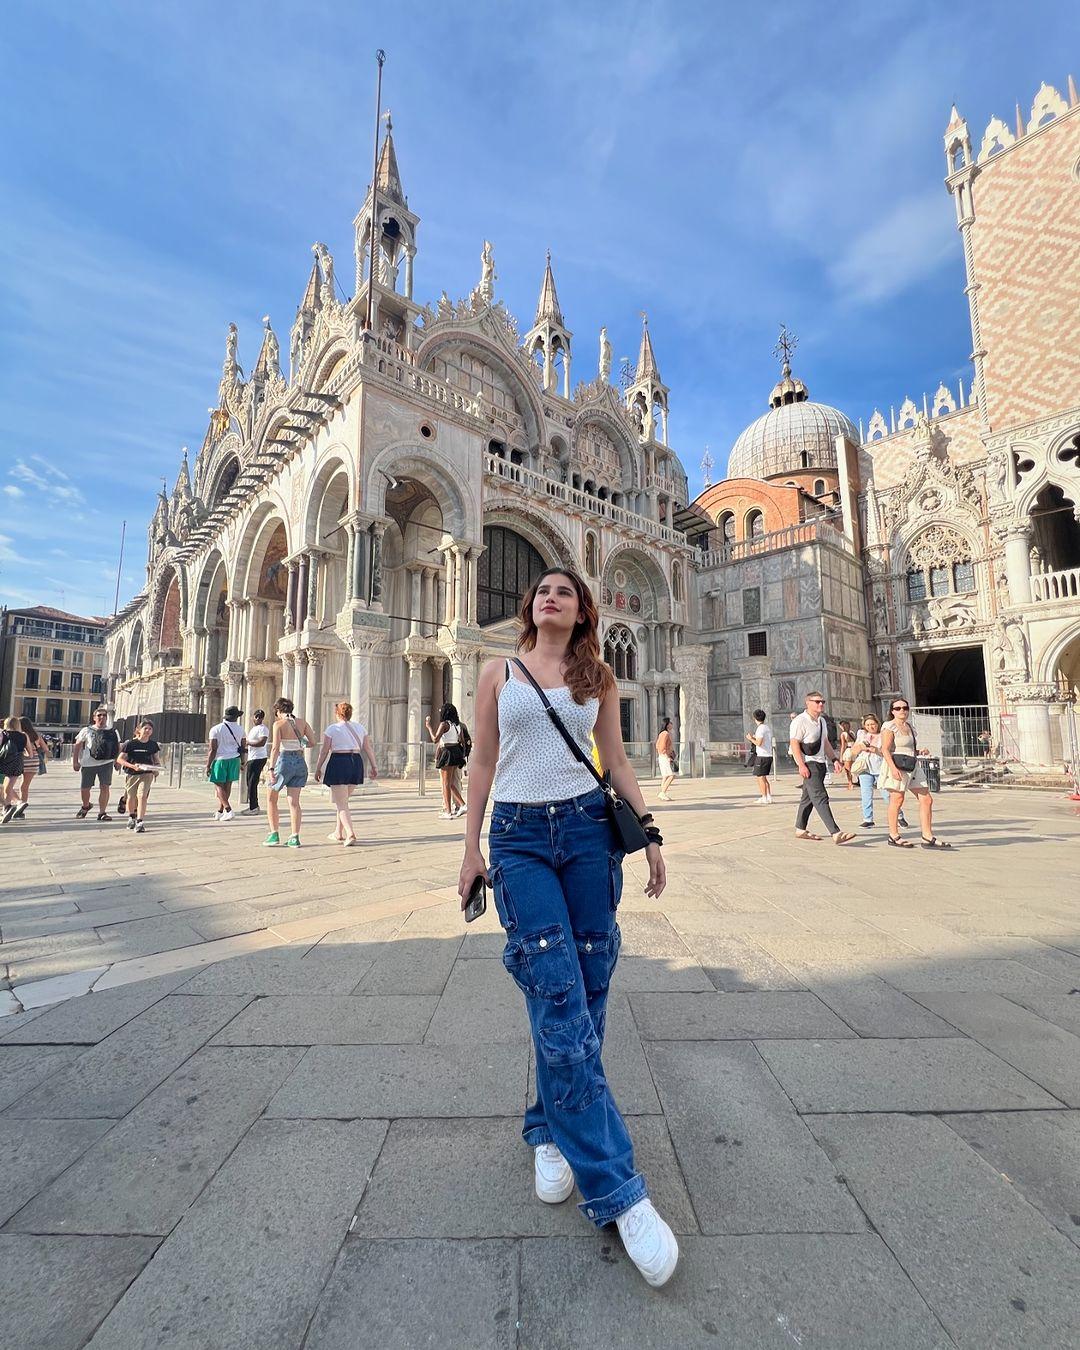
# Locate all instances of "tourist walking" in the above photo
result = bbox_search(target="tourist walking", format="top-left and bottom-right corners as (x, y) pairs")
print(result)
(789, 692), (854, 844)
(838, 720), (855, 788)
(425, 703), (468, 819)
(0, 717), (29, 823)
(116, 720), (161, 832)
(880, 700), (952, 849)
(314, 701), (379, 846)
(8, 716), (47, 820)
(244, 709), (269, 813)
(73, 707), (120, 821)
(655, 717), (676, 801)
(264, 697), (315, 847)
(458, 567), (678, 1289)
(852, 714), (885, 827)
(747, 709), (773, 803)
(206, 704), (245, 821)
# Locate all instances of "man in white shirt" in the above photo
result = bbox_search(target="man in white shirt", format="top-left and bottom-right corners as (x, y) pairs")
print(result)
(788, 692), (854, 844)
(72, 707), (120, 821)
(205, 704), (246, 821)
(244, 709), (269, 813)
(746, 709), (774, 804)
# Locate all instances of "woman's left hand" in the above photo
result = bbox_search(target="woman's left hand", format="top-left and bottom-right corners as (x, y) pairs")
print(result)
(643, 842), (666, 899)
(314, 770), (322, 783)
(369, 765), (379, 780)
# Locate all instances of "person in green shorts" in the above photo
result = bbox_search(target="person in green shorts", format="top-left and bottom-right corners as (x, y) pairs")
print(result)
(206, 705), (246, 822)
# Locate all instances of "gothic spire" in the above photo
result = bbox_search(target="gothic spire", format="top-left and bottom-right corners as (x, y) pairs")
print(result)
(298, 257), (322, 315)
(173, 447), (191, 500)
(375, 113), (406, 206)
(534, 250), (564, 326)
(635, 314), (660, 382)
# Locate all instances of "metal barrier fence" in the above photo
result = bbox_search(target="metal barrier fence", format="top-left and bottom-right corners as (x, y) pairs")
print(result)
(909, 703), (1079, 786)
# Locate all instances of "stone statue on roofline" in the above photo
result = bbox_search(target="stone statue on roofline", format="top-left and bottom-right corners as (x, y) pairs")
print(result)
(599, 327), (612, 383)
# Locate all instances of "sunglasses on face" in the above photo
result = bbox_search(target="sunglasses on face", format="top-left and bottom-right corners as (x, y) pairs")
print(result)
(809, 699), (824, 704)
(892, 705), (909, 712)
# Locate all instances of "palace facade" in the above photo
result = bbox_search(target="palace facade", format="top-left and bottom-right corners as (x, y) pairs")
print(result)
(107, 77), (1080, 773)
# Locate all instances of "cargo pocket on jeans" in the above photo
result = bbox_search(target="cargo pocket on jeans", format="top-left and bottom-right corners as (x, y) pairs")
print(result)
(608, 853), (625, 912)
(538, 1010), (604, 1112)
(575, 928), (620, 999)
(503, 924), (576, 1004)
(487, 864), (516, 932)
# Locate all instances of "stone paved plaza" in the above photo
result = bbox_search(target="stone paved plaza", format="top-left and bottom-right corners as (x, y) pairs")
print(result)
(2, 769), (1080, 1348)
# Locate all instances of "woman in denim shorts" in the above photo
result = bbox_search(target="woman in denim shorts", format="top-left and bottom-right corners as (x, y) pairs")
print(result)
(263, 697), (316, 848)
(458, 568), (678, 1288)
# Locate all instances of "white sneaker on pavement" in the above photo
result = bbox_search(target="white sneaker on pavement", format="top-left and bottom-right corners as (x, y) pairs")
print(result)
(221, 808), (234, 822)
(616, 1198), (679, 1288)
(438, 810), (454, 820)
(534, 1144), (574, 1204)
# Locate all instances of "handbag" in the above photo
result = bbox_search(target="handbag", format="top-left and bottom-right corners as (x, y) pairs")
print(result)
(892, 753), (917, 773)
(509, 657), (651, 854)
(849, 751), (870, 778)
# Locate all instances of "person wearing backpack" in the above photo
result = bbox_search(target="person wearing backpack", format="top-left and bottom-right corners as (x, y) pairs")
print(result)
(1, 717), (30, 823)
(73, 707), (120, 821)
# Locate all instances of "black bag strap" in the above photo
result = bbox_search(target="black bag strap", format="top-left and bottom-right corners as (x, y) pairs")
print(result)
(509, 657), (608, 795)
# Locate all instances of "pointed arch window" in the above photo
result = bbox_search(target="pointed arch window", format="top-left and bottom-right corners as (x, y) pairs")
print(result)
(672, 562), (683, 602)
(585, 532), (599, 577)
(604, 623), (637, 680)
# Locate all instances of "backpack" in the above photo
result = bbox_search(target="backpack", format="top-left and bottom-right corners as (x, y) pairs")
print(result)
(459, 724), (472, 759)
(0, 732), (20, 776)
(89, 727), (119, 761)
(822, 713), (838, 751)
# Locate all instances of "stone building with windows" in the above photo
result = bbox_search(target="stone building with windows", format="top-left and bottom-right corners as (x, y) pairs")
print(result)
(106, 120), (697, 764)
(0, 606), (108, 740)
(106, 75), (1080, 773)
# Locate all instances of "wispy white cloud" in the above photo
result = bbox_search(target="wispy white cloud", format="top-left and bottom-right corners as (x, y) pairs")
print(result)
(10, 456), (86, 507)
(829, 193), (956, 304)
(3, 484), (24, 498)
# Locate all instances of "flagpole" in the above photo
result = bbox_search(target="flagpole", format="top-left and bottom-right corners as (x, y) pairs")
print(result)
(364, 49), (386, 335)
(113, 520), (126, 616)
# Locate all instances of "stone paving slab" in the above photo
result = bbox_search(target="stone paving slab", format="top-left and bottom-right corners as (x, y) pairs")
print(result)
(0, 1045), (81, 1111)
(0, 972), (193, 1044)
(756, 1036), (1066, 1113)
(422, 955), (529, 1044)
(265, 1042), (528, 1118)
(679, 934), (808, 992)
(914, 991), (1080, 1107)
(516, 1233), (952, 1349)
(353, 1114), (697, 1239)
(5, 994), (250, 1119)
(0, 1234), (160, 1350)
(305, 1238), (518, 1349)
(0, 1118), (112, 1225)
(808, 1113), (1080, 1348)
(210, 993), (439, 1045)
(628, 990), (856, 1040)
(945, 1110), (1080, 1251)
(778, 966), (962, 1038)
(645, 1039), (867, 1234)
(7, 1046), (304, 1235)
(86, 1118), (387, 1350)
(179, 944), (374, 995)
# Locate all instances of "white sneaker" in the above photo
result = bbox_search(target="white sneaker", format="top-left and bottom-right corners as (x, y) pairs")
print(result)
(616, 1199), (679, 1288)
(221, 808), (234, 822)
(342, 836), (357, 847)
(438, 810), (454, 820)
(451, 804), (464, 818)
(214, 810), (223, 820)
(135, 821), (145, 833)
(534, 1144), (574, 1204)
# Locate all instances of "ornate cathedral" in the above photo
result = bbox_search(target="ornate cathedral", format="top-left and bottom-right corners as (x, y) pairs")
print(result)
(107, 77), (1080, 774)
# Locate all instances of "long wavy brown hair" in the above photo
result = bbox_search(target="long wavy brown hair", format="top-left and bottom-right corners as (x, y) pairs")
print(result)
(517, 568), (615, 705)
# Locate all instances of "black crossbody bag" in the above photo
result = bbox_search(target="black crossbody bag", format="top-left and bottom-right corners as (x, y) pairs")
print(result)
(510, 658), (651, 854)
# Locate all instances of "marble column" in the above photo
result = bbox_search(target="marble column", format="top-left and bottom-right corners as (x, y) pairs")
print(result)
(371, 523), (385, 606)
(405, 655), (425, 770)
(281, 653), (295, 701)
(645, 686), (658, 743)
(409, 566), (423, 636)
(344, 525), (356, 603)
(305, 650), (323, 734)
(453, 546), (467, 624)
(1004, 525), (1032, 607)
(293, 650), (309, 720)
(284, 562), (298, 633)
(296, 555), (310, 627)
(1008, 686), (1058, 768)
(306, 552), (320, 626)
(443, 548), (457, 624)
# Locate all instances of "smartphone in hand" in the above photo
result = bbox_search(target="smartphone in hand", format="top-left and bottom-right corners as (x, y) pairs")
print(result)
(463, 873), (487, 923)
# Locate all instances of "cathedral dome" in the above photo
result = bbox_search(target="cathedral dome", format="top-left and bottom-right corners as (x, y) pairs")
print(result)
(727, 363), (857, 481)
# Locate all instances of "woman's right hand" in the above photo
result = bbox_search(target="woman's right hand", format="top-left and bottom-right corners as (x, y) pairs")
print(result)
(458, 845), (489, 911)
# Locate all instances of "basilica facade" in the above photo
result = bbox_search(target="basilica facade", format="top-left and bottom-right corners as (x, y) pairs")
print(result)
(107, 76), (1080, 774)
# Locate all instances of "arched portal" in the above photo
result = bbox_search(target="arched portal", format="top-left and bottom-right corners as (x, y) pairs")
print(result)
(477, 525), (545, 627)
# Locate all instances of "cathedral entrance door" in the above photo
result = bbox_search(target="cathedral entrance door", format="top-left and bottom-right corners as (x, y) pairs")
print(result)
(619, 697), (634, 744)
(911, 645), (987, 708)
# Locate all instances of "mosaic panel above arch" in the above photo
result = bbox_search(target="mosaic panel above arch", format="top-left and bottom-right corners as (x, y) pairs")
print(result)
(600, 553), (659, 619)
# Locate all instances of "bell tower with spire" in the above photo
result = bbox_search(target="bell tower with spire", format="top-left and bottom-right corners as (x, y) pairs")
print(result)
(524, 251), (573, 397)
(352, 111), (421, 347)
(624, 314), (669, 444)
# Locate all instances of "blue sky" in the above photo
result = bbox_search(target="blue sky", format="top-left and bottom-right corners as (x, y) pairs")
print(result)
(1, 0), (1074, 617)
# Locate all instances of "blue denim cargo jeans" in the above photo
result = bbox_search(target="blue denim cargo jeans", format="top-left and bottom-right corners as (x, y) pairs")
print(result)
(488, 786), (648, 1227)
